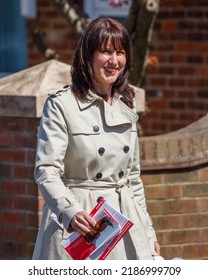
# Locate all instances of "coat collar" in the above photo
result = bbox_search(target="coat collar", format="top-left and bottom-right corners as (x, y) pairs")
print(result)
(76, 90), (138, 126)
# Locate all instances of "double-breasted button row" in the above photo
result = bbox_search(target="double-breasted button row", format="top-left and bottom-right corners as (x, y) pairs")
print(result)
(95, 145), (129, 180)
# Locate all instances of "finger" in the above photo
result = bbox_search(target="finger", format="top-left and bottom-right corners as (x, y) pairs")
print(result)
(71, 216), (94, 234)
(70, 211), (97, 235)
(70, 221), (88, 234)
(76, 212), (96, 229)
(71, 212), (89, 228)
(84, 214), (97, 227)
(154, 242), (160, 255)
(78, 223), (96, 235)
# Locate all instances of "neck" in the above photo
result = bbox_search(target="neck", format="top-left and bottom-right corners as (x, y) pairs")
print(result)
(93, 82), (112, 98)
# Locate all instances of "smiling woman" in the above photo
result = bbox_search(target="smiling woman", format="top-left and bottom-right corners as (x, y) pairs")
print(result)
(32, 17), (160, 260)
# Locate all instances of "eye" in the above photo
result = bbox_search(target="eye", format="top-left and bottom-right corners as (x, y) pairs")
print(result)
(100, 49), (110, 54)
(117, 50), (126, 55)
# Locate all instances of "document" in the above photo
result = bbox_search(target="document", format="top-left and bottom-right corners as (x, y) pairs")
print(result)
(61, 199), (133, 260)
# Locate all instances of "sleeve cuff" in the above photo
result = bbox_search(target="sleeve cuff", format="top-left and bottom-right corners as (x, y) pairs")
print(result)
(61, 202), (84, 230)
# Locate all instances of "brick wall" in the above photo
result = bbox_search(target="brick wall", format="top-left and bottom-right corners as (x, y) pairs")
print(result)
(143, 165), (208, 259)
(0, 117), (43, 259)
(27, 0), (208, 136)
(140, 114), (208, 260)
(143, 0), (208, 135)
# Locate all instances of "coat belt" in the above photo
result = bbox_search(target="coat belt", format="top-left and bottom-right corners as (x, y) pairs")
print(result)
(62, 178), (154, 259)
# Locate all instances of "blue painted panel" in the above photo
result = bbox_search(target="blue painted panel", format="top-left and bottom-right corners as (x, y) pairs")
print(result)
(0, 0), (28, 73)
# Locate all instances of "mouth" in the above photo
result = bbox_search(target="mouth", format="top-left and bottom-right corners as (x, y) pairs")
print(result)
(104, 67), (119, 75)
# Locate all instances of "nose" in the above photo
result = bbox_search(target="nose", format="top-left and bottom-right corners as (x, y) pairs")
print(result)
(109, 52), (118, 65)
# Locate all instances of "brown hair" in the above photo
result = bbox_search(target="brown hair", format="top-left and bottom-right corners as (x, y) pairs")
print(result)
(70, 17), (134, 108)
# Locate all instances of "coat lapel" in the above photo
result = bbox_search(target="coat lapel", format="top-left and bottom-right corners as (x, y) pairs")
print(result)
(104, 95), (138, 126)
(76, 91), (138, 127)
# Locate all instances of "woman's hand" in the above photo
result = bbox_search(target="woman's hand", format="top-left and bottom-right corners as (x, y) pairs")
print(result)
(69, 211), (96, 235)
(154, 241), (160, 256)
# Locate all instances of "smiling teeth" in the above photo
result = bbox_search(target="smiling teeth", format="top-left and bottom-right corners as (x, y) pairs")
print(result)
(105, 68), (118, 72)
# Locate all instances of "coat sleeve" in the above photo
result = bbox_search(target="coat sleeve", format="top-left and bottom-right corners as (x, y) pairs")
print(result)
(128, 132), (158, 244)
(34, 95), (84, 230)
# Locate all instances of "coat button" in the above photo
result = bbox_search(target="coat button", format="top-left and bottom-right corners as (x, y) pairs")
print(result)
(118, 171), (124, 178)
(123, 145), (130, 153)
(93, 126), (99, 133)
(98, 147), (105, 156)
(63, 84), (70, 89)
(96, 172), (102, 179)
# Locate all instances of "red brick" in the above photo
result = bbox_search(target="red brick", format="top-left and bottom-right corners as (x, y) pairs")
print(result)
(162, 21), (178, 33)
(169, 79), (185, 87)
(183, 184), (208, 197)
(2, 211), (26, 226)
(0, 134), (12, 147)
(196, 66), (208, 76)
(187, 78), (207, 87)
(26, 213), (39, 228)
(26, 182), (38, 196)
(150, 100), (168, 110)
(13, 134), (36, 148)
(160, 245), (183, 260)
(152, 215), (183, 230)
(199, 198), (208, 212)
(13, 196), (38, 212)
(163, 171), (199, 184)
(2, 180), (26, 194)
(158, 229), (200, 245)
(183, 213), (208, 228)
(177, 67), (195, 75)
(0, 194), (12, 210)
(0, 150), (25, 163)
(1, 242), (27, 260)
(183, 244), (208, 259)
(141, 173), (165, 185)
(25, 150), (36, 164)
(13, 165), (34, 180)
(7, 119), (27, 132)
(146, 185), (182, 199)
(201, 229), (208, 242)
(169, 54), (185, 63)
(0, 226), (27, 242)
(199, 167), (208, 182)
(162, 0), (181, 8)
(26, 228), (39, 243)
(0, 164), (12, 177)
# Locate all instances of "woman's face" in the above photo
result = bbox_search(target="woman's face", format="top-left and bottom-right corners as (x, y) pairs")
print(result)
(91, 39), (126, 90)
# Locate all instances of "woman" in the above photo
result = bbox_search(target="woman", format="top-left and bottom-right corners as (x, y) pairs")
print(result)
(32, 17), (160, 260)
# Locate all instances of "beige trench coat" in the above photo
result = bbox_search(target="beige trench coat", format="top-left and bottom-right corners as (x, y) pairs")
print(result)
(32, 85), (157, 260)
